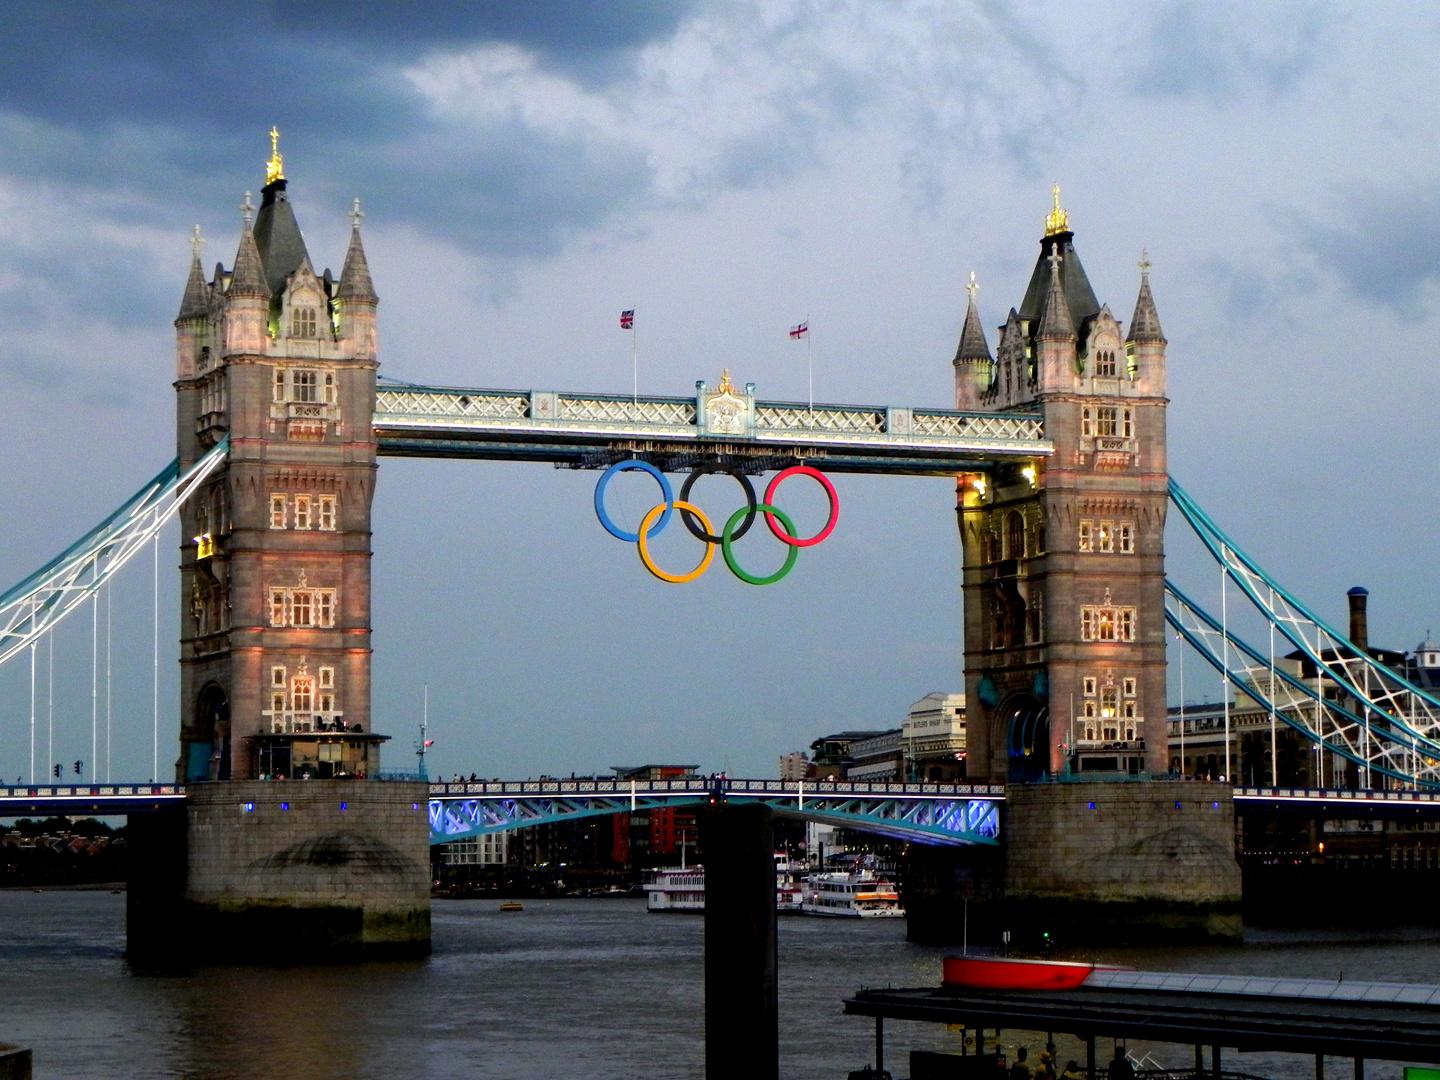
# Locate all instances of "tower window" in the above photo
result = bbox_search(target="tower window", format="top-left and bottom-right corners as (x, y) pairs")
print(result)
(318, 495), (337, 531)
(1098, 521), (1114, 553)
(1083, 677), (1097, 696)
(324, 372), (336, 404)
(270, 590), (288, 628)
(1123, 677), (1137, 697)
(292, 370), (318, 403)
(271, 666), (286, 688)
(292, 675), (313, 714)
(1006, 512), (1025, 560)
(274, 370), (286, 402)
(290, 307), (317, 339)
(1081, 604), (1137, 642)
(1033, 522), (1046, 554)
(294, 495), (311, 531)
(266, 587), (338, 628)
(1081, 407), (1092, 437)
(1119, 523), (1135, 554)
(1096, 407), (1118, 437)
(269, 494), (287, 530)
(317, 591), (334, 628)
(1078, 521), (1093, 552)
(1096, 350), (1116, 377)
(291, 591), (312, 627)
(1122, 408), (1134, 438)
(319, 666), (334, 690)
(1100, 686), (1119, 718)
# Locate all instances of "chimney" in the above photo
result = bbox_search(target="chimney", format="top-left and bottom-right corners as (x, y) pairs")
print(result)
(1347, 587), (1369, 651)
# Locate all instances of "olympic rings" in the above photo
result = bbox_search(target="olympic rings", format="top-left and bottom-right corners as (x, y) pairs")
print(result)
(722, 504), (799, 585)
(679, 464), (757, 543)
(594, 460), (840, 585)
(637, 500), (715, 583)
(595, 461), (674, 542)
(762, 466), (839, 547)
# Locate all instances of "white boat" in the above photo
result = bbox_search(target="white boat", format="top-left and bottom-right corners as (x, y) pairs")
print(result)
(646, 866), (706, 912)
(802, 870), (905, 917)
(644, 855), (809, 913)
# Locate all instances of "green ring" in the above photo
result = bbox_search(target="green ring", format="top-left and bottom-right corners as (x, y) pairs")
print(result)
(722, 503), (800, 585)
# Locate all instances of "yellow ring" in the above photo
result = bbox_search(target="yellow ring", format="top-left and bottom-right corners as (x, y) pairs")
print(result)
(637, 500), (715, 583)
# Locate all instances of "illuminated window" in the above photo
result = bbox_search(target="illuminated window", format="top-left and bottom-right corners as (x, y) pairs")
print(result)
(1078, 521), (1093, 552)
(1098, 608), (1115, 641)
(1083, 677), (1097, 696)
(269, 494), (287, 530)
(1119, 523), (1134, 554)
(292, 370), (318, 403)
(290, 307), (317, 338)
(292, 675), (313, 714)
(291, 591), (313, 627)
(1123, 677), (1137, 697)
(1096, 407), (1118, 437)
(318, 495), (336, 531)
(1080, 605), (1137, 642)
(267, 587), (336, 628)
(1081, 407), (1092, 437)
(294, 495), (311, 530)
(1101, 687), (1118, 717)
(1098, 522), (1114, 553)
(1122, 408), (1134, 438)
(270, 590), (288, 627)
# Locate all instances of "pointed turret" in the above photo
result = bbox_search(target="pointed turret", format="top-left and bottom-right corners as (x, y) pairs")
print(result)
(1037, 253), (1075, 341)
(1126, 251), (1165, 344)
(229, 223), (268, 298)
(953, 272), (993, 410)
(337, 201), (378, 303)
(177, 246), (209, 322)
(175, 225), (211, 380)
(225, 206), (269, 357)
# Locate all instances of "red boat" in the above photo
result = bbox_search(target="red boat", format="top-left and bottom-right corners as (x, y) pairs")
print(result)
(942, 956), (1112, 991)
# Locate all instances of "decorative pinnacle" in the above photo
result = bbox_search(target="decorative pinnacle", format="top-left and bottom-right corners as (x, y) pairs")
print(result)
(1047, 250), (1062, 276)
(349, 197), (365, 229)
(717, 369), (736, 394)
(266, 126), (284, 185)
(238, 190), (254, 228)
(188, 224), (205, 259)
(1138, 248), (1152, 276)
(966, 270), (979, 301)
(1045, 184), (1069, 236)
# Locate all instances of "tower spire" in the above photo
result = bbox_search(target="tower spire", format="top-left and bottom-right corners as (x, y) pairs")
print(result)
(955, 272), (992, 361)
(1037, 251), (1075, 340)
(1126, 249), (1165, 344)
(266, 127), (284, 186)
(337, 197), (378, 303)
(176, 225), (209, 321)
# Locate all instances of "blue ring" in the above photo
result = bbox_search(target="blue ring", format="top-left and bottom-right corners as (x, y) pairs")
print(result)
(594, 461), (674, 542)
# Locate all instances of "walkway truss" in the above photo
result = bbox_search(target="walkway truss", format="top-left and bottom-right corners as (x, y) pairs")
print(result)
(1167, 480), (1440, 789)
(0, 440), (229, 667)
(427, 778), (1004, 847)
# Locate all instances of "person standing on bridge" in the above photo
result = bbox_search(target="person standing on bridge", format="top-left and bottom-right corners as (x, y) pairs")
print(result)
(1010, 1047), (1031, 1080)
(1108, 1046), (1134, 1080)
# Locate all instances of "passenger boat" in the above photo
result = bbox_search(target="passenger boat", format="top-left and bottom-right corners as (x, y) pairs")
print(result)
(775, 855), (804, 914)
(645, 866), (706, 912)
(802, 870), (904, 918)
(498, 901), (524, 913)
(941, 956), (1104, 990)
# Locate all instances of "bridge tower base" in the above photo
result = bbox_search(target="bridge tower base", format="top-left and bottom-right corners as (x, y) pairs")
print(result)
(907, 781), (1241, 946)
(128, 782), (431, 966)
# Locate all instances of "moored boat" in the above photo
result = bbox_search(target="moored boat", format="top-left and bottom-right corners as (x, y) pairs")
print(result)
(802, 870), (904, 918)
(941, 956), (1109, 990)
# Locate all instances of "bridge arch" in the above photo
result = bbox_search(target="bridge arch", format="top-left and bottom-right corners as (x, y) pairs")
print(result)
(1003, 693), (1049, 783)
(183, 682), (230, 782)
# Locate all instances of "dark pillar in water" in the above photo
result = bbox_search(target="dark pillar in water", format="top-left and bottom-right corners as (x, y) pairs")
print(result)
(125, 807), (188, 971)
(704, 803), (777, 1080)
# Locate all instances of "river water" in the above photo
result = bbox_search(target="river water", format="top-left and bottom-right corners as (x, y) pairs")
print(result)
(2, 891), (1439, 1080)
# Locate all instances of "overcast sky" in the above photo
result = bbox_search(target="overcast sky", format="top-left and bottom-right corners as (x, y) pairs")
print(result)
(0, 1), (1435, 783)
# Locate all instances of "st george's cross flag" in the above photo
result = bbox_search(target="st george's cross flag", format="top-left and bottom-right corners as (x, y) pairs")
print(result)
(620, 310), (635, 330)
(789, 321), (808, 338)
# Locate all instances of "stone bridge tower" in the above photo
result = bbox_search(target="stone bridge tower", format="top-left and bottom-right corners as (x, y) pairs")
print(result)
(954, 191), (1169, 784)
(172, 138), (380, 783)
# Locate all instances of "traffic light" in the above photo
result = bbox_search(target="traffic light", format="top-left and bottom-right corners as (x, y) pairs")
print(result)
(73, 760), (83, 776)
(52, 763), (61, 778)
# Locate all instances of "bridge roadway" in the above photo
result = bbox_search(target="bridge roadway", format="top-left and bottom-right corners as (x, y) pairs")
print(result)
(371, 380), (1051, 474)
(5, 781), (1440, 843)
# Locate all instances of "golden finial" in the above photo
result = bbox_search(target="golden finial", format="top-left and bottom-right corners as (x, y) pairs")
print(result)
(1044, 184), (1069, 236)
(717, 369), (736, 394)
(266, 126), (285, 185)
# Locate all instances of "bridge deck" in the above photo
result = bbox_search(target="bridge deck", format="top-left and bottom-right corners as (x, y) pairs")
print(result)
(372, 381), (1051, 474)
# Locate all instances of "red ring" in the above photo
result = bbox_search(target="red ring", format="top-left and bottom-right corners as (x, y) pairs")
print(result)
(762, 466), (839, 547)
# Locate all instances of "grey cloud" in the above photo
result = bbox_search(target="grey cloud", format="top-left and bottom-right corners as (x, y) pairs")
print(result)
(1128, 1), (1331, 100)
(1304, 183), (1440, 312)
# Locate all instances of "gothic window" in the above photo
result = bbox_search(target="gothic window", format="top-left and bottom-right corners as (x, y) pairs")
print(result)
(1123, 677), (1137, 696)
(1081, 608), (1095, 640)
(1096, 350), (1116, 377)
(1120, 609), (1135, 641)
(319, 666), (334, 690)
(270, 494), (287, 529)
(274, 370), (286, 402)
(1098, 522), (1114, 553)
(266, 587), (337, 628)
(318, 495), (337, 531)
(272, 665), (286, 688)
(294, 495), (312, 530)
(1096, 407), (1118, 437)
(1098, 608), (1115, 641)
(1078, 521), (1093, 552)
(1083, 677), (1097, 697)
(1004, 361), (1012, 396)
(291, 591), (313, 627)
(1081, 407), (1092, 436)
(1122, 408), (1134, 438)
(1100, 686), (1118, 718)
(271, 691), (285, 716)
(317, 591), (334, 627)
(1006, 512), (1025, 560)
(1119, 523), (1135, 554)
(324, 372), (336, 404)
(290, 307), (317, 338)
(270, 589), (288, 627)
(292, 370), (319, 403)
(292, 674), (313, 714)
(1080, 604), (1137, 642)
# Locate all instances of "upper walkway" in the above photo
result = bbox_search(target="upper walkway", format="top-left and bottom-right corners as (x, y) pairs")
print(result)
(371, 379), (1051, 475)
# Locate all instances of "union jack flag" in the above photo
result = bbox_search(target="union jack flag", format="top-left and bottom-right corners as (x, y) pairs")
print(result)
(789, 321), (808, 338)
(620, 310), (634, 330)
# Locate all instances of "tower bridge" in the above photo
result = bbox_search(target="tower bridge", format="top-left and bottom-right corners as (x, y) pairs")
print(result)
(5, 148), (1440, 961)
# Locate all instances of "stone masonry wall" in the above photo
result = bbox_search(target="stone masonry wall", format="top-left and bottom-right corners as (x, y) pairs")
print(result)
(185, 780), (430, 959)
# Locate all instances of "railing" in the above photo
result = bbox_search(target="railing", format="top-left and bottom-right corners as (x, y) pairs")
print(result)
(426, 777), (1006, 798)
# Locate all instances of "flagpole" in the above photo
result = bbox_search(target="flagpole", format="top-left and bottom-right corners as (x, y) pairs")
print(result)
(632, 308), (638, 404)
(806, 313), (813, 415)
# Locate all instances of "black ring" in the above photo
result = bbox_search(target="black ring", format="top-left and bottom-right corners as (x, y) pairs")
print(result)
(679, 465), (757, 543)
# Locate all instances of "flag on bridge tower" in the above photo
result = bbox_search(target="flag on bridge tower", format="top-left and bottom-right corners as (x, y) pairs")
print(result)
(789, 321), (808, 338)
(620, 309), (634, 330)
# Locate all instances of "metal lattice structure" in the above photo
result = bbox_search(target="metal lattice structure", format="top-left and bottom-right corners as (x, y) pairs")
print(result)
(1167, 479), (1440, 788)
(427, 777), (1004, 847)
(373, 380), (1049, 475)
(0, 439), (229, 667)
